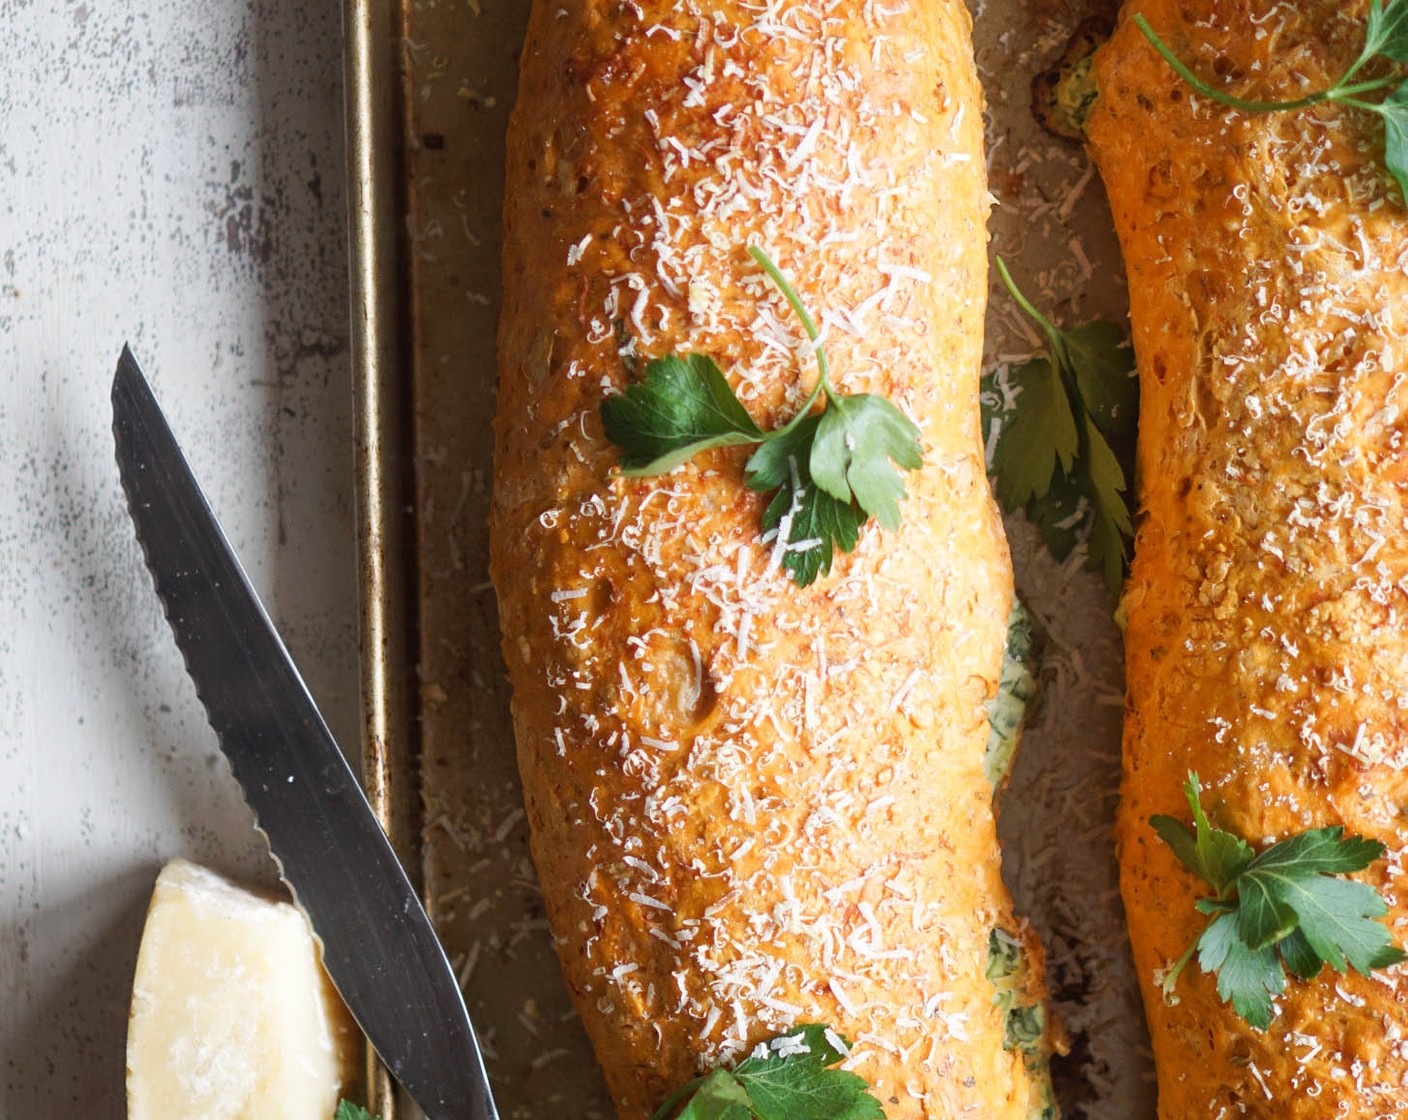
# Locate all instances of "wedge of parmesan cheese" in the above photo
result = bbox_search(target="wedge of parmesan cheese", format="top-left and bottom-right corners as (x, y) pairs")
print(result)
(126, 859), (358, 1120)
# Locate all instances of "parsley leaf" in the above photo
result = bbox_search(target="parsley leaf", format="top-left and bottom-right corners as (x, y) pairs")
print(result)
(1369, 81), (1408, 201)
(760, 443), (862, 587)
(1064, 321), (1137, 439)
(1196, 911), (1285, 1030)
(1280, 874), (1403, 972)
(1080, 413), (1134, 596)
(985, 258), (1137, 597)
(1150, 772), (1252, 896)
(652, 1026), (882, 1120)
(1152, 770), (1406, 1030)
(601, 353), (763, 474)
(733, 1026), (877, 1120)
(601, 247), (924, 587)
(987, 358), (1078, 510)
(677, 1071), (754, 1120)
(1279, 927), (1323, 981)
(335, 1102), (377, 1120)
(745, 412), (821, 492)
(1366, 0), (1408, 63)
(1023, 468), (1086, 564)
(811, 395), (922, 531)
(1236, 831), (1400, 968)
(1134, 7), (1408, 202)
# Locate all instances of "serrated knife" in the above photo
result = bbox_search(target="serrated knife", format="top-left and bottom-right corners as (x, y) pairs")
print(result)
(112, 345), (498, 1120)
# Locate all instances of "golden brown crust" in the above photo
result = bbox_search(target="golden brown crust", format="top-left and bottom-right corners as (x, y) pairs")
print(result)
(1088, 2), (1408, 1116)
(492, 2), (1048, 1117)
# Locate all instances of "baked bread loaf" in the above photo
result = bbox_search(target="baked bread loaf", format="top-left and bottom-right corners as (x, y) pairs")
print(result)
(1086, 2), (1408, 1115)
(491, 1), (1056, 1117)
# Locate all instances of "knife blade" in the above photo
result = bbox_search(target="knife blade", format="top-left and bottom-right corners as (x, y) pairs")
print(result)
(112, 345), (498, 1120)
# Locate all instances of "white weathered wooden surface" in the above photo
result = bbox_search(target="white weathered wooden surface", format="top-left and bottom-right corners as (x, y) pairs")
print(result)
(0, 2), (356, 1114)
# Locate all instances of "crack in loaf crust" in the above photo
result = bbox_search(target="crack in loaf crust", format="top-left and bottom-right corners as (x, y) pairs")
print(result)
(1087, 2), (1408, 1117)
(491, 2), (1049, 1117)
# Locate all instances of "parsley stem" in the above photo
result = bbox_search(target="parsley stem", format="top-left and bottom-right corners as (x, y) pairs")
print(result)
(1161, 938), (1198, 1003)
(748, 246), (822, 347)
(769, 372), (829, 440)
(748, 244), (836, 418)
(1134, 15), (1333, 113)
(1338, 96), (1380, 113)
(650, 1076), (705, 1120)
(994, 256), (1067, 364)
(1335, 74), (1403, 99)
(1135, 15), (1405, 116)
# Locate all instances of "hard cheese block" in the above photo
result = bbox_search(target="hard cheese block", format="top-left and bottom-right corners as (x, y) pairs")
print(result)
(126, 859), (357, 1120)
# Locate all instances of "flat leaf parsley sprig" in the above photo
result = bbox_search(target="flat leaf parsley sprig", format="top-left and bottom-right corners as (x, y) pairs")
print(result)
(600, 247), (923, 588)
(651, 1025), (883, 1120)
(982, 257), (1137, 597)
(1152, 772), (1406, 1030)
(335, 1102), (376, 1120)
(1135, 1), (1408, 200)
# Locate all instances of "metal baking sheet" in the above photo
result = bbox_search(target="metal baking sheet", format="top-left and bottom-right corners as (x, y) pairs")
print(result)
(349, 0), (1158, 1116)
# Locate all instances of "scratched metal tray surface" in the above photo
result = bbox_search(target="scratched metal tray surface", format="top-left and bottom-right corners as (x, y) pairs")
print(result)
(349, 0), (1157, 1116)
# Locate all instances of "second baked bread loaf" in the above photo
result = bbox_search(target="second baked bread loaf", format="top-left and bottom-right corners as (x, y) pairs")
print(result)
(1088, 1), (1408, 1115)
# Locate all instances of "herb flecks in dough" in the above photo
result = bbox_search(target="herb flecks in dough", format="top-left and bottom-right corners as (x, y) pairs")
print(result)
(650, 1025), (883, 1120)
(601, 247), (923, 587)
(983, 258), (1136, 597)
(1135, 3), (1408, 201)
(983, 600), (1042, 795)
(1152, 772), (1406, 1030)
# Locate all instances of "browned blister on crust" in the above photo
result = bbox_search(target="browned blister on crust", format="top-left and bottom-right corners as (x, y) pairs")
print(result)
(1087, 2), (1408, 1117)
(491, 2), (1051, 1117)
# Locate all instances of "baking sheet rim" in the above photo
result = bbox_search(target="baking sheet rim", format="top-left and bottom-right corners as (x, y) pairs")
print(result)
(344, 0), (422, 1114)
